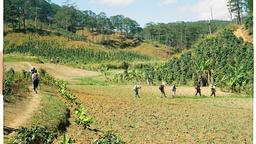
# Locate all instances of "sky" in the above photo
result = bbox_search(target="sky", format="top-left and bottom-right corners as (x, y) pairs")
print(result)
(51, 0), (231, 27)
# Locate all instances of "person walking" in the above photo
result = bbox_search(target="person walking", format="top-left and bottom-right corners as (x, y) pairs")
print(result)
(159, 82), (166, 98)
(195, 82), (201, 96)
(210, 85), (216, 96)
(171, 84), (177, 97)
(32, 70), (39, 93)
(133, 84), (141, 98)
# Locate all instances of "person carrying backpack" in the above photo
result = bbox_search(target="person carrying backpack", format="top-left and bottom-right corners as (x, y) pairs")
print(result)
(133, 84), (141, 98)
(159, 82), (166, 98)
(32, 70), (39, 93)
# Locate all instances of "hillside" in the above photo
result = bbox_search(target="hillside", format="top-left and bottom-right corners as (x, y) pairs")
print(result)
(122, 26), (253, 93)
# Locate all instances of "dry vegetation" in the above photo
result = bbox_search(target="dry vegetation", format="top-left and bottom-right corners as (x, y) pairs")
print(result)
(233, 26), (253, 43)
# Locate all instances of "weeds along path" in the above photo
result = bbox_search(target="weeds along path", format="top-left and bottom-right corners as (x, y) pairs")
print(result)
(4, 86), (41, 129)
(4, 61), (99, 130)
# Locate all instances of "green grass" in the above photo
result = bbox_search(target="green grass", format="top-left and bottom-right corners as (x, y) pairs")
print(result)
(30, 90), (68, 132)
(74, 77), (108, 86)
(4, 54), (44, 63)
(4, 135), (16, 144)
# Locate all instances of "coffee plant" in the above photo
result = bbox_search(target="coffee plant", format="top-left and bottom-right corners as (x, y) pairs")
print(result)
(13, 126), (57, 144)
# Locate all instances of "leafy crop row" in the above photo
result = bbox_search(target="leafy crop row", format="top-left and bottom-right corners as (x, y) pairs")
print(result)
(4, 39), (151, 64)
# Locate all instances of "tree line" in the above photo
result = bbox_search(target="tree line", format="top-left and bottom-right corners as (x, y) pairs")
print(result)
(227, 0), (253, 24)
(4, 0), (142, 37)
(143, 21), (229, 49)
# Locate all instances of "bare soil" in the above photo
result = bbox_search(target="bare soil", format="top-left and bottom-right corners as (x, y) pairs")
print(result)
(4, 87), (41, 129)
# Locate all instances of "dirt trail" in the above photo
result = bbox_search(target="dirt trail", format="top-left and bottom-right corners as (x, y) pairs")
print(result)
(4, 62), (100, 82)
(4, 87), (41, 129)
(4, 62), (99, 129)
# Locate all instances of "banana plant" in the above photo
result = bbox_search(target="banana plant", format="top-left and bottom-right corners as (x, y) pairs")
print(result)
(221, 65), (246, 92)
(195, 59), (210, 86)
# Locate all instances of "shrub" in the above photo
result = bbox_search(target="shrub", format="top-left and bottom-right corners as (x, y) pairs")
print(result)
(13, 126), (57, 144)
(93, 131), (124, 144)
(75, 105), (94, 128)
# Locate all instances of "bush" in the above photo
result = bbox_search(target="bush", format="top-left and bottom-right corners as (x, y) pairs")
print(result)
(13, 126), (57, 144)
(93, 131), (124, 144)
(75, 105), (94, 128)
(3, 68), (30, 102)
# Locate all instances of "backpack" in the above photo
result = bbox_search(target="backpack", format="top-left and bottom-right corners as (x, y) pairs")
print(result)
(32, 73), (39, 81)
(159, 85), (164, 91)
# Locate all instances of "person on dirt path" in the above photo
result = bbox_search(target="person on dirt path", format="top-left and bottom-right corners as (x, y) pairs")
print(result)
(195, 82), (201, 96)
(171, 84), (177, 97)
(159, 82), (166, 98)
(32, 70), (39, 93)
(133, 84), (141, 98)
(210, 85), (216, 97)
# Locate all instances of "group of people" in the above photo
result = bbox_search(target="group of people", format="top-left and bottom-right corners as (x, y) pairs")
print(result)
(133, 82), (177, 98)
(31, 67), (39, 93)
(133, 82), (216, 98)
(159, 82), (177, 98)
(195, 82), (216, 96)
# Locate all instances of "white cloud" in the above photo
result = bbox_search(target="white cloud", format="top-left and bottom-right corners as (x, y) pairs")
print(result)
(91, 0), (135, 6)
(160, 0), (177, 5)
(177, 0), (230, 20)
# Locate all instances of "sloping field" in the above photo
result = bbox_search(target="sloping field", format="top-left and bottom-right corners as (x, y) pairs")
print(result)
(68, 84), (252, 143)
(128, 42), (174, 59)
(4, 61), (252, 143)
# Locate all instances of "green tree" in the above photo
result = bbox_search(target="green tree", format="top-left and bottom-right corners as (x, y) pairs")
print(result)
(227, 0), (247, 24)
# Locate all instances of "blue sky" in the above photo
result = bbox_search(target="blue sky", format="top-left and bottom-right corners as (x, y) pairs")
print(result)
(51, 0), (230, 27)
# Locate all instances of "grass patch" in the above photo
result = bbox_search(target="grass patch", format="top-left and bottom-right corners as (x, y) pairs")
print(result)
(4, 135), (15, 144)
(74, 77), (108, 86)
(30, 91), (69, 132)
(4, 54), (44, 63)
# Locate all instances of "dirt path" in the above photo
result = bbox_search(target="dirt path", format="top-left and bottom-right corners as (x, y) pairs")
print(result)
(4, 87), (41, 129)
(4, 62), (100, 82)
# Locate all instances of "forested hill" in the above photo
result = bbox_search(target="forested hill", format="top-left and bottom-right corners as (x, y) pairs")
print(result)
(4, 0), (142, 38)
(143, 20), (230, 49)
(4, 0), (229, 50)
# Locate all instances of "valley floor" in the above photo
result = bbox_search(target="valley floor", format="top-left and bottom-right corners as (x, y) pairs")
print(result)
(4, 61), (252, 143)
